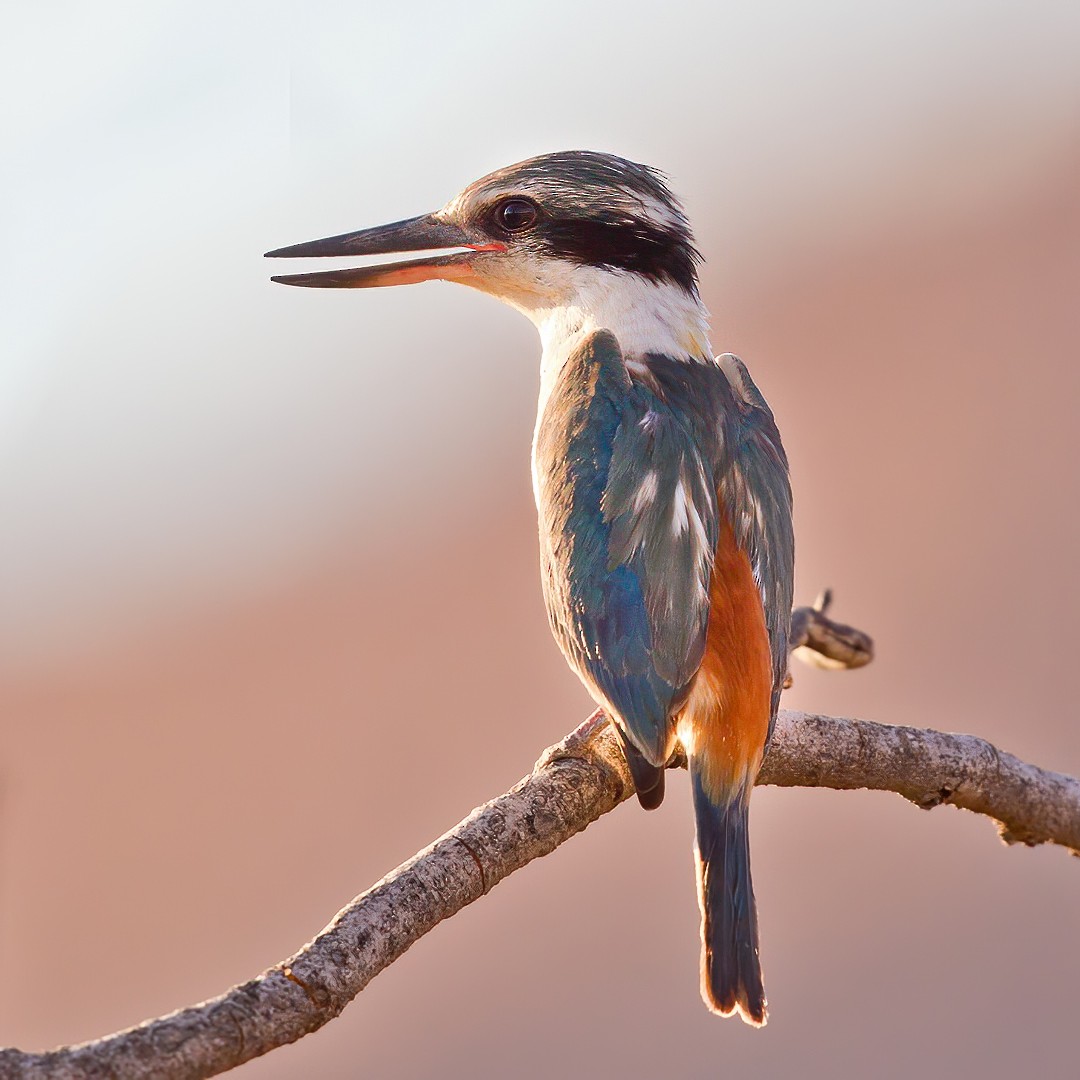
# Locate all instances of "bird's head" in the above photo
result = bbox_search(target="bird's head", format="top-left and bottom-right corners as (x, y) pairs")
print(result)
(266, 151), (703, 332)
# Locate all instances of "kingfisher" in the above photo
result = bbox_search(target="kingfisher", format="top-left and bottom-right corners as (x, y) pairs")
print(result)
(266, 151), (794, 1026)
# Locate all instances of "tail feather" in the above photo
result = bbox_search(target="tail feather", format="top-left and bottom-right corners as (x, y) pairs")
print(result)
(612, 725), (666, 809)
(691, 767), (766, 1026)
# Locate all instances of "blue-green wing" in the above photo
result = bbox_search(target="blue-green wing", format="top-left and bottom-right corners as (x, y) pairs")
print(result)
(533, 331), (718, 765)
(603, 383), (719, 693)
(716, 353), (795, 733)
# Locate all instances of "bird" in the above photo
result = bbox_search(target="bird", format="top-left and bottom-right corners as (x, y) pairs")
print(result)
(266, 151), (794, 1026)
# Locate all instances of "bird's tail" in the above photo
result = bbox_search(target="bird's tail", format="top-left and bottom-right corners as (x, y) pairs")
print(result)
(690, 763), (766, 1026)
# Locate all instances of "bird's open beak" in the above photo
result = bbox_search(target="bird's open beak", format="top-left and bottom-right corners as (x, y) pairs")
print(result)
(264, 213), (505, 289)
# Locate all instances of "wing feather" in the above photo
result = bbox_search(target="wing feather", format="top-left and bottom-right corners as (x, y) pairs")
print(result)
(533, 331), (718, 764)
(716, 353), (795, 732)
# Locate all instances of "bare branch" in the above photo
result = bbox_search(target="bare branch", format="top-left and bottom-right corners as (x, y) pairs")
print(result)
(758, 712), (1080, 850)
(3, 705), (1076, 1080)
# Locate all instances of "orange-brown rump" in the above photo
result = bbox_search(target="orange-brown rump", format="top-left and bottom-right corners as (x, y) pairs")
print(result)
(678, 515), (772, 800)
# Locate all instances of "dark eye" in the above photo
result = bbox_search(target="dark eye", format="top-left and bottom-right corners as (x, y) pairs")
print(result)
(494, 198), (538, 233)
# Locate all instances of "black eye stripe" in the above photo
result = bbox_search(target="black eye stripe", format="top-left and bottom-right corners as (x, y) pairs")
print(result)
(539, 216), (700, 294)
(478, 189), (700, 293)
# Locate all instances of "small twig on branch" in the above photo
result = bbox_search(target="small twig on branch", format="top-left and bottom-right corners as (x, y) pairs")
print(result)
(2, 603), (1075, 1080)
(788, 589), (874, 674)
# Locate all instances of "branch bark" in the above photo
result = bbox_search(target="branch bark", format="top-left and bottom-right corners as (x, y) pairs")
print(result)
(2, 606), (1076, 1080)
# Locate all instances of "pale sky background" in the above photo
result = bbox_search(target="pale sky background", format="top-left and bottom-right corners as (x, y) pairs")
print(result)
(4, 0), (1079, 663)
(2, 2), (1079, 1077)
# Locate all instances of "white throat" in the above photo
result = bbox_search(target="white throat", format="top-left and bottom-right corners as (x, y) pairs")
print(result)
(526, 267), (712, 419)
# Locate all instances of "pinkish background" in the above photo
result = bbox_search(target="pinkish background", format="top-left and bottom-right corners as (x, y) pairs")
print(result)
(3, 3), (1078, 1076)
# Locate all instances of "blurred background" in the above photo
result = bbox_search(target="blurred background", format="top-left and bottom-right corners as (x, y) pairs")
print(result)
(2, 1), (1079, 1076)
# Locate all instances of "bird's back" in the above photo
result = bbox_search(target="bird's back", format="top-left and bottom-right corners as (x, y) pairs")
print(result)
(532, 327), (793, 1025)
(532, 329), (791, 758)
